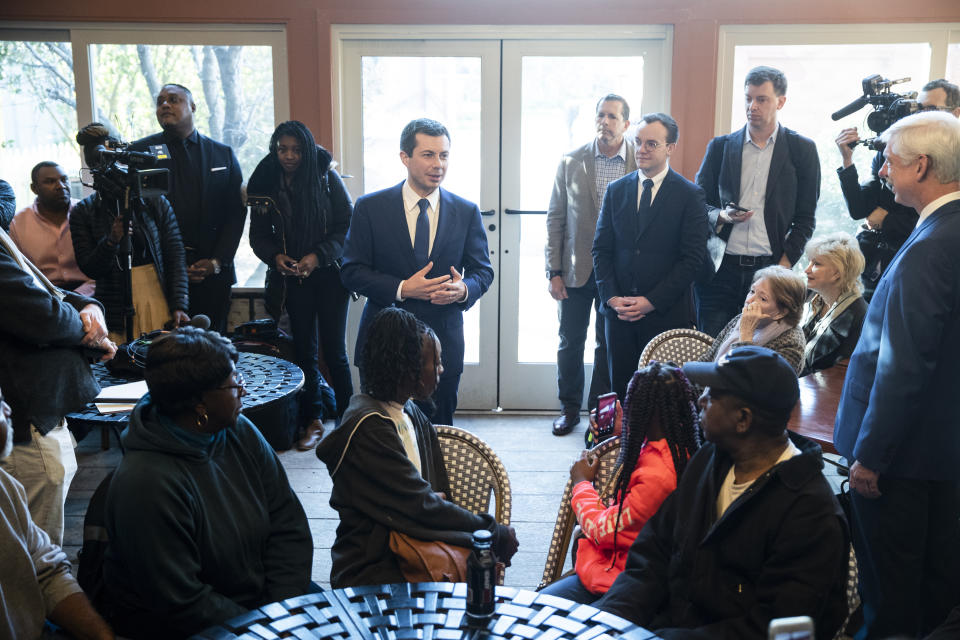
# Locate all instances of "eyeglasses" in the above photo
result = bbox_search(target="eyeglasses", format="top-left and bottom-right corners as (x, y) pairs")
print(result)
(215, 371), (247, 396)
(636, 140), (671, 151)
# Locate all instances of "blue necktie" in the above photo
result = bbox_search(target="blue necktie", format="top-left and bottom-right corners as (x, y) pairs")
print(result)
(414, 198), (430, 266)
(638, 178), (653, 215)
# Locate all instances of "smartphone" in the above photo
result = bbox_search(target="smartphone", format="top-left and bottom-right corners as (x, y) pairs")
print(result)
(727, 202), (751, 213)
(768, 616), (814, 640)
(595, 392), (618, 437)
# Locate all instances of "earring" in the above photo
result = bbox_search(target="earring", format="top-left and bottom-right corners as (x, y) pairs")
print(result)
(196, 410), (209, 429)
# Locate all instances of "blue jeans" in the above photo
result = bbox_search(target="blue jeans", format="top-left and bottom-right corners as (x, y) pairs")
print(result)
(694, 258), (767, 337)
(557, 273), (609, 412)
(539, 573), (602, 604)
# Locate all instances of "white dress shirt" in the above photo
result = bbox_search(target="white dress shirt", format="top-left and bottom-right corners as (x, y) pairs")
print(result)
(636, 163), (670, 208)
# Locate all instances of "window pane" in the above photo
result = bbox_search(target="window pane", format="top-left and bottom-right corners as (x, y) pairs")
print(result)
(89, 43), (275, 287)
(361, 56), (483, 363)
(731, 44), (931, 244)
(947, 43), (960, 86)
(0, 40), (82, 208)
(518, 56), (643, 363)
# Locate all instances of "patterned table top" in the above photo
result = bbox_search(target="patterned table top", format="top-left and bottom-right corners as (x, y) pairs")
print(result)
(190, 582), (661, 640)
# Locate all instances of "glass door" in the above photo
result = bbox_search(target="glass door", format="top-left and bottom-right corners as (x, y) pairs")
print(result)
(497, 38), (670, 409)
(336, 29), (672, 411)
(338, 39), (501, 409)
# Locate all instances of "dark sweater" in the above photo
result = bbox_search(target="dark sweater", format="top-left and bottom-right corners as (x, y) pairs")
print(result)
(104, 397), (312, 638)
(316, 393), (513, 588)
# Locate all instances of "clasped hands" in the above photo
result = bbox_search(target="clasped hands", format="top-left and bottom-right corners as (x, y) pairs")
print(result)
(401, 261), (467, 305)
(275, 253), (320, 279)
(607, 296), (654, 322)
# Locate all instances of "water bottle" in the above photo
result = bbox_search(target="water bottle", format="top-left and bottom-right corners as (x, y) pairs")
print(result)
(465, 529), (496, 627)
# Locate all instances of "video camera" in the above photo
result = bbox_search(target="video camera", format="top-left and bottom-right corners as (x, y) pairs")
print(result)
(832, 74), (921, 150)
(84, 139), (169, 201)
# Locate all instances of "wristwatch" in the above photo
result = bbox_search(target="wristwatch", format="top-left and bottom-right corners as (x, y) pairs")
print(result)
(210, 258), (222, 275)
(547, 270), (563, 279)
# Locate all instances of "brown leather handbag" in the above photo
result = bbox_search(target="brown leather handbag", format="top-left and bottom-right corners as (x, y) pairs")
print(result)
(389, 531), (470, 583)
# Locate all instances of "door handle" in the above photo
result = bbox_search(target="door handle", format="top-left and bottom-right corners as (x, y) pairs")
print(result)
(480, 209), (496, 216)
(504, 209), (547, 215)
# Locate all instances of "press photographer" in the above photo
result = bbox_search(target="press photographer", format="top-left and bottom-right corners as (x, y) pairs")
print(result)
(70, 122), (190, 343)
(833, 77), (960, 298)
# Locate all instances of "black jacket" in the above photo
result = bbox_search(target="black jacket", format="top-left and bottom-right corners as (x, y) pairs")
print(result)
(0, 239), (101, 442)
(316, 394), (512, 588)
(801, 293), (867, 377)
(130, 131), (245, 285)
(696, 125), (820, 272)
(70, 193), (189, 332)
(837, 151), (918, 250)
(596, 433), (848, 640)
(247, 146), (353, 317)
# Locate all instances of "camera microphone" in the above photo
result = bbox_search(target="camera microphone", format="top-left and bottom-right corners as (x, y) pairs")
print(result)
(831, 95), (870, 121)
(92, 145), (159, 168)
(188, 314), (212, 330)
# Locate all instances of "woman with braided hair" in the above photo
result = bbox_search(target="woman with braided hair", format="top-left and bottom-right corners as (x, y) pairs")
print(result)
(540, 361), (701, 604)
(249, 120), (353, 450)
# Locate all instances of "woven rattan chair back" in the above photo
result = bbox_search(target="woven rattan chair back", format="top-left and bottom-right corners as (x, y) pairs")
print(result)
(435, 425), (512, 526)
(638, 328), (715, 368)
(537, 435), (622, 590)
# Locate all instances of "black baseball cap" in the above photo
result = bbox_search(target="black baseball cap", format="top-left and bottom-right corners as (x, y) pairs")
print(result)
(683, 345), (799, 413)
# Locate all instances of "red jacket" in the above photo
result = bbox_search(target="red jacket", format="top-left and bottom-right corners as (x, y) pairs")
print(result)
(571, 438), (677, 595)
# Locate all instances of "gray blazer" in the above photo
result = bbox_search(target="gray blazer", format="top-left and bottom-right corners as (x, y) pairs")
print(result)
(545, 139), (637, 288)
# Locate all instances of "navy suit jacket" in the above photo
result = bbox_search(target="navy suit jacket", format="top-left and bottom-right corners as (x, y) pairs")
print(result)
(834, 197), (960, 481)
(340, 182), (493, 373)
(130, 131), (245, 284)
(696, 125), (820, 271)
(592, 168), (708, 326)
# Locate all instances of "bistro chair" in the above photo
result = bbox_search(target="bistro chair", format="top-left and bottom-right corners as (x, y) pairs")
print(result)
(537, 435), (622, 591)
(638, 327), (715, 368)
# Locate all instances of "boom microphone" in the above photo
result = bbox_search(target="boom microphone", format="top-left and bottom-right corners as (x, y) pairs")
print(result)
(831, 95), (870, 121)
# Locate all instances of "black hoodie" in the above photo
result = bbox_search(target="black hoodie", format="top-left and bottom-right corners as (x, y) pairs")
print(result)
(104, 396), (312, 638)
(316, 393), (513, 587)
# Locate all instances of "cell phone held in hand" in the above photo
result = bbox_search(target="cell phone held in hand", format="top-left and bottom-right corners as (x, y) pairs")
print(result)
(595, 392), (618, 437)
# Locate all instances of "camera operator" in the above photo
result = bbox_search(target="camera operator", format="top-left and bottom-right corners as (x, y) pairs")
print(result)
(835, 79), (960, 297)
(70, 123), (189, 343)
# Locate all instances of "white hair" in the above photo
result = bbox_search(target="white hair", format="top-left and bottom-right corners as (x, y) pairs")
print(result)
(880, 111), (960, 184)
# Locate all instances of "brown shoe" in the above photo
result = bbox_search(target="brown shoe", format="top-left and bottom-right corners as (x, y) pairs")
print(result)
(552, 409), (580, 436)
(296, 419), (325, 451)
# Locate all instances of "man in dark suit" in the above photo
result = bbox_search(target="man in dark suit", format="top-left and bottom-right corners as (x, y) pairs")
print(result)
(341, 118), (493, 425)
(130, 83), (244, 333)
(834, 111), (960, 639)
(694, 66), (820, 337)
(0, 225), (114, 546)
(592, 112), (707, 402)
(834, 79), (960, 298)
(546, 94), (636, 435)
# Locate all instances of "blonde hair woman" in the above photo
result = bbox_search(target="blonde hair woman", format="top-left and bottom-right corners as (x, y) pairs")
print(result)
(800, 232), (867, 376)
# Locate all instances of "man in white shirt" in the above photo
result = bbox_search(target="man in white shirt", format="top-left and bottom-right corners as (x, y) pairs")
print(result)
(341, 118), (494, 425)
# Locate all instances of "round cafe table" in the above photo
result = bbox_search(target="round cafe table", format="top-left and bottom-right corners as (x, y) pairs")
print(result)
(66, 352), (304, 450)
(189, 582), (661, 640)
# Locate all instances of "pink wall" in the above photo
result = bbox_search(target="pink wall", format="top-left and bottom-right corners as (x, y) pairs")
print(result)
(2, 0), (959, 176)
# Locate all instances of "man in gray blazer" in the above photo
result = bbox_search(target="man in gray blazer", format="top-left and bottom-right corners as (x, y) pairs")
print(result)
(545, 95), (636, 435)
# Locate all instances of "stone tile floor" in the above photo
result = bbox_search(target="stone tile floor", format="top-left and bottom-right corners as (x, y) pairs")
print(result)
(63, 412), (845, 591)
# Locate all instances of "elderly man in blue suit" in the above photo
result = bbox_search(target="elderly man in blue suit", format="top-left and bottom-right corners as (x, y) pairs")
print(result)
(341, 118), (493, 425)
(834, 111), (960, 639)
(592, 112), (708, 402)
